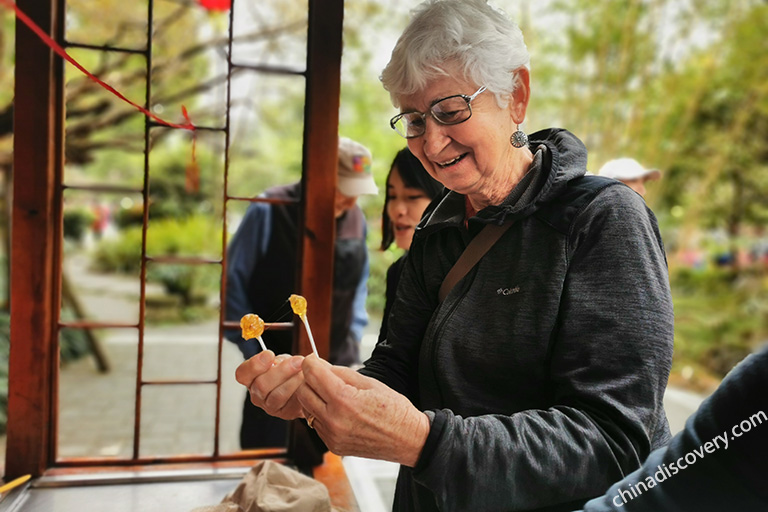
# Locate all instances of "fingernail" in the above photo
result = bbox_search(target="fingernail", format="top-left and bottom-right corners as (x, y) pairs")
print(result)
(291, 356), (304, 370)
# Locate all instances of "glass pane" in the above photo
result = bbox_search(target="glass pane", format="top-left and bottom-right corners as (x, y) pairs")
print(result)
(58, 327), (138, 460)
(62, 189), (143, 325)
(231, 0), (308, 70)
(224, 198), (251, 241)
(139, 384), (217, 457)
(151, 2), (231, 129)
(65, 0), (148, 49)
(146, 129), (225, 260)
(0, 172), (7, 309)
(142, 260), (221, 327)
(63, 49), (147, 189)
(222, 198), (299, 329)
(220, 340), (246, 455)
(227, 72), (305, 199)
(140, 311), (220, 382)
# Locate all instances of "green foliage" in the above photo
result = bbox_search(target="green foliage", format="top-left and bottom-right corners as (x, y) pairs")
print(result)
(656, 4), (768, 235)
(115, 205), (145, 229)
(149, 145), (222, 221)
(146, 214), (221, 258)
(0, 8), (14, 168)
(671, 266), (768, 377)
(63, 207), (96, 241)
(523, 0), (768, 384)
(92, 228), (142, 273)
(531, 0), (768, 231)
(147, 263), (219, 312)
(92, 215), (222, 306)
(0, 9), (14, 105)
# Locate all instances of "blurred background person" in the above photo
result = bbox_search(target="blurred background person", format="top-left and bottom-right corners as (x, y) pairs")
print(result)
(378, 147), (443, 342)
(598, 157), (661, 198)
(225, 136), (378, 449)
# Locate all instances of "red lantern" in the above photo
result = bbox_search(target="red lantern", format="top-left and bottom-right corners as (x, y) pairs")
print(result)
(198, 0), (231, 12)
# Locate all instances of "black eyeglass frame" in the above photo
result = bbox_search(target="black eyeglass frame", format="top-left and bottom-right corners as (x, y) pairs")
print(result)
(389, 85), (488, 139)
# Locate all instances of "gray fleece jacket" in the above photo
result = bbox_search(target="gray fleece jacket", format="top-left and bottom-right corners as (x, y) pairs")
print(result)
(360, 128), (674, 512)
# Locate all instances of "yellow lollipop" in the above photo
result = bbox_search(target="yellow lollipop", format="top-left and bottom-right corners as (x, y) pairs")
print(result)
(240, 313), (268, 352)
(289, 294), (318, 357)
(288, 294), (307, 317)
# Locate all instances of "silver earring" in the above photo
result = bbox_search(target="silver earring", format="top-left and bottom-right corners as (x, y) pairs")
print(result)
(510, 125), (528, 148)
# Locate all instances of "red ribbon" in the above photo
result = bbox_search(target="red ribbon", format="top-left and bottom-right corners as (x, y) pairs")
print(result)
(1, 0), (195, 132)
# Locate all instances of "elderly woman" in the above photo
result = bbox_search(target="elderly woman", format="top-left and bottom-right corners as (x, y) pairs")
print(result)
(235, 0), (674, 510)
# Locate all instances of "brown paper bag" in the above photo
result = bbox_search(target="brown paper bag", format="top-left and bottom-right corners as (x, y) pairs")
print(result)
(191, 460), (336, 512)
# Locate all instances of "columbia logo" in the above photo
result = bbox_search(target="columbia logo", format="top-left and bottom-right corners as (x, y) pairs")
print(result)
(497, 286), (520, 296)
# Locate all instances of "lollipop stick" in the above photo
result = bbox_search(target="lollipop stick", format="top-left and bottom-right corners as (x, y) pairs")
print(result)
(300, 314), (319, 357)
(256, 335), (268, 353)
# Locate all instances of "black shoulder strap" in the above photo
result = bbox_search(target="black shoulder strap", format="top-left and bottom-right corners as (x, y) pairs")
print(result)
(438, 221), (513, 303)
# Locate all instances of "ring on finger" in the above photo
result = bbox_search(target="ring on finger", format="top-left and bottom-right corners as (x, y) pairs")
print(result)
(306, 415), (315, 429)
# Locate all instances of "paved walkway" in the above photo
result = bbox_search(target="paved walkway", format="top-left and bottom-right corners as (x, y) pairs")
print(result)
(56, 322), (245, 459)
(61, 251), (246, 459)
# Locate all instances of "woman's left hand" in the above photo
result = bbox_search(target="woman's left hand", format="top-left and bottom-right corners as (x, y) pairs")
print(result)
(297, 355), (430, 467)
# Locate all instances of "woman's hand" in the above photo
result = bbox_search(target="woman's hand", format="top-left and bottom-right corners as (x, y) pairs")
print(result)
(297, 355), (431, 467)
(235, 350), (306, 421)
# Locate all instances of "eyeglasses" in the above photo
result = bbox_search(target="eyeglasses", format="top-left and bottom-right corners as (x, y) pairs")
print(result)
(390, 85), (488, 139)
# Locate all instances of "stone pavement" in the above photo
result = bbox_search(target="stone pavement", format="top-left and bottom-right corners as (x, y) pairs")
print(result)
(56, 321), (245, 459)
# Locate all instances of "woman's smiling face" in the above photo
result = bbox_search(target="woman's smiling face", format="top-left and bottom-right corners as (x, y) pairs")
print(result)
(399, 74), (519, 202)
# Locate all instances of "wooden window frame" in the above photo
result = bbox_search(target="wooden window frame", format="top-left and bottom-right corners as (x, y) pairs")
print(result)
(6, 0), (344, 478)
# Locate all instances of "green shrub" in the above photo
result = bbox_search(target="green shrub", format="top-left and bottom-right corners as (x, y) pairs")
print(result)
(670, 266), (768, 377)
(114, 204), (145, 229)
(63, 208), (96, 241)
(92, 215), (222, 305)
(91, 228), (143, 273)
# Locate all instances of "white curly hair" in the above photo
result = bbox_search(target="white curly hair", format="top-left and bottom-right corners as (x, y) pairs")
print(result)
(380, 0), (530, 109)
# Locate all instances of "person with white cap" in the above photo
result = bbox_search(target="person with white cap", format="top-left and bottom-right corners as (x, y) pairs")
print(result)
(598, 158), (661, 198)
(224, 136), (378, 450)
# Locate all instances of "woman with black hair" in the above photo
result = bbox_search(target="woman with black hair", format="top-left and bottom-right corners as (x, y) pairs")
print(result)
(378, 147), (444, 342)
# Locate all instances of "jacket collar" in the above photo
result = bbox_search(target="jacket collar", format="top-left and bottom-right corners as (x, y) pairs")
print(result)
(417, 128), (588, 234)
